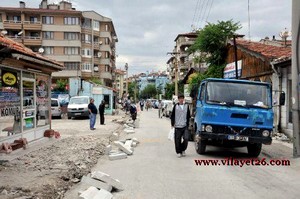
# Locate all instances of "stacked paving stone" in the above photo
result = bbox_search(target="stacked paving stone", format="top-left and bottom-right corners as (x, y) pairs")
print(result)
(78, 171), (123, 199)
(105, 118), (140, 161)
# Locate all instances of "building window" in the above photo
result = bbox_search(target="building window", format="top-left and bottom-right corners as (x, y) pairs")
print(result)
(64, 17), (79, 25)
(82, 18), (92, 29)
(93, 20), (100, 31)
(81, 34), (92, 43)
(105, 38), (110, 45)
(30, 17), (38, 23)
(82, 63), (92, 71)
(43, 31), (54, 39)
(0, 14), (2, 22)
(105, 52), (110, 58)
(13, 16), (21, 22)
(105, 24), (109, 31)
(64, 32), (79, 40)
(81, 48), (92, 57)
(44, 47), (54, 55)
(65, 62), (80, 70)
(64, 47), (79, 55)
(105, 65), (110, 72)
(42, 16), (54, 24)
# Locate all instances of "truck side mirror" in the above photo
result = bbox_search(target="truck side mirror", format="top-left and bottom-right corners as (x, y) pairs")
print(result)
(279, 92), (285, 106)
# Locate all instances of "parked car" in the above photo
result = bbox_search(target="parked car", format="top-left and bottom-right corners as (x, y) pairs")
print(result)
(39, 98), (62, 119)
(67, 96), (90, 119)
(51, 98), (62, 118)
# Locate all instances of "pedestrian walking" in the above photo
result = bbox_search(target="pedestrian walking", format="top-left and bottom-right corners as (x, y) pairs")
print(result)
(170, 93), (190, 158)
(140, 100), (144, 111)
(88, 98), (97, 130)
(99, 100), (105, 125)
(158, 100), (163, 118)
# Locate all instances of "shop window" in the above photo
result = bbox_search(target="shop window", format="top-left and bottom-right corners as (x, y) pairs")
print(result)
(0, 68), (21, 138)
(104, 95), (110, 109)
(36, 75), (50, 127)
(22, 79), (35, 131)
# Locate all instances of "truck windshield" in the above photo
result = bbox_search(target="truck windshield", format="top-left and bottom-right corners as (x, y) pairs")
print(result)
(206, 81), (271, 108)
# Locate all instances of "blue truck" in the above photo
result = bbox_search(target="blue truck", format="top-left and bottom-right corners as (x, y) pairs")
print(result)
(193, 78), (285, 157)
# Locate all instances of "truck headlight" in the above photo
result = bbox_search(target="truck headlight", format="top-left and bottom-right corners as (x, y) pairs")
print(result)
(262, 130), (270, 137)
(205, 125), (213, 133)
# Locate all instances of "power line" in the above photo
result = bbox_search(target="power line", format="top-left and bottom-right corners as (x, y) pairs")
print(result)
(205, 0), (214, 24)
(248, 0), (251, 41)
(200, 0), (211, 28)
(195, 0), (206, 30)
(191, 0), (200, 30)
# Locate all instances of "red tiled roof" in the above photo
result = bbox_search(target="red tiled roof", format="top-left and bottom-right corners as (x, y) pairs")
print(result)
(236, 39), (291, 60)
(0, 34), (63, 68)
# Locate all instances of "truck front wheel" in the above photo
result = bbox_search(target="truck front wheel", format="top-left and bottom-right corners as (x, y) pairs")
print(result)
(247, 143), (262, 157)
(195, 138), (206, 154)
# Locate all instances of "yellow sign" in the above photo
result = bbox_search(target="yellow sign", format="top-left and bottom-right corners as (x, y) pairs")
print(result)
(3, 72), (17, 86)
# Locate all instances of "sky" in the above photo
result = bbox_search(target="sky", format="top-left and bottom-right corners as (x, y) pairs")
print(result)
(0, 0), (292, 75)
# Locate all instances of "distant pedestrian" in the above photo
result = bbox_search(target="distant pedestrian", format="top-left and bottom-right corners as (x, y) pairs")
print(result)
(99, 100), (105, 125)
(88, 98), (97, 130)
(170, 93), (190, 158)
(158, 100), (163, 118)
(140, 100), (144, 111)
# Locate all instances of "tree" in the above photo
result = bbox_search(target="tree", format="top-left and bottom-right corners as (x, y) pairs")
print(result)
(52, 79), (68, 92)
(140, 84), (157, 99)
(164, 82), (184, 99)
(187, 20), (241, 91)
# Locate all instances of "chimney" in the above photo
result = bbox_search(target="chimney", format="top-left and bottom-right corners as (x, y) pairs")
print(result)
(39, 0), (48, 9)
(19, 1), (25, 8)
(272, 35), (276, 41)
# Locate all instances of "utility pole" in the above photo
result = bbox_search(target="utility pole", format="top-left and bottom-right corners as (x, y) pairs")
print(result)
(292, 0), (300, 157)
(233, 35), (239, 79)
(125, 63), (129, 98)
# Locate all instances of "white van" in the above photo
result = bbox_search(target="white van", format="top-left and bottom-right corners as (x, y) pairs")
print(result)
(67, 96), (90, 119)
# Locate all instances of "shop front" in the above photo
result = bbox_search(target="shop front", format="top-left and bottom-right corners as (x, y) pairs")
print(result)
(0, 34), (63, 145)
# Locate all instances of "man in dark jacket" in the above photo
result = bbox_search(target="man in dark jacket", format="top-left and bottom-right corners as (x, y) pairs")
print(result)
(88, 98), (97, 130)
(170, 94), (190, 158)
(99, 100), (105, 125)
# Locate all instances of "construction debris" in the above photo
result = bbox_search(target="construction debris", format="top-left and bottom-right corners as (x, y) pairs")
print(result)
(91, 171), (124, 191)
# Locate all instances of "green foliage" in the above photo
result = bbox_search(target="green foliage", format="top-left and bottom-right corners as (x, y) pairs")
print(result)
(164, 82), (184, 99)
(89, 77), (102, 85)
(189, 20), (241, 65)
(140, 84), (157, 99)
(53, 79), (67, 92)
(128, 82), (139, 100)
(186, 20), (241, 94)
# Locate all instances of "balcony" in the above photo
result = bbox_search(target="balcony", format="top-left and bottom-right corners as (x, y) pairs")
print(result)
(7, 35), (22, 43)
(100, 58), (111, 66)
(23, 21), (42, 30)
(100, 72), (112, 80)
(3, 20), (22, 29)
(23, 36), (42, 46)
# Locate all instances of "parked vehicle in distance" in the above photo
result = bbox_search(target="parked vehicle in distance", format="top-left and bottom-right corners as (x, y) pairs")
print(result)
(39, 98), (62, 119)
(67, 96), (90, 119)
(51, 98), (62, 118)
(162, 100), (173, 117)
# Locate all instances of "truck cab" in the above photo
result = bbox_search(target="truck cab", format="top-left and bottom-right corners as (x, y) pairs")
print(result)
(194, 78), (280, 157)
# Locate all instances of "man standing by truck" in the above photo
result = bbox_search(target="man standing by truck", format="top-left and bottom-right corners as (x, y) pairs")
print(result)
(171, 94), (191, 158)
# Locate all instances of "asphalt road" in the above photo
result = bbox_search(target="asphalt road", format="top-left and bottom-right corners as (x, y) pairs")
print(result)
(84, 109), (300, 199)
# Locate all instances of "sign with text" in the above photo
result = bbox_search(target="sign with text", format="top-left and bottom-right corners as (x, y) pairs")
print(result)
(224, 60), (242, 79)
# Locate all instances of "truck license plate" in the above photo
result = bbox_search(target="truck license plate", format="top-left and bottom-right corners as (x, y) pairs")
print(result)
(75, 113), (81, 116)
(228, 135), (249, 142)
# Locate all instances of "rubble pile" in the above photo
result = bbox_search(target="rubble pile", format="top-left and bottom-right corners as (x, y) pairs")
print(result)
(78, 171), (123, 199)
(273, 132), (291, 142)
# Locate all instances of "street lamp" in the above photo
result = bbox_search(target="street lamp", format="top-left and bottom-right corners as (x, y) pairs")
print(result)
(125, 63), (128, 97)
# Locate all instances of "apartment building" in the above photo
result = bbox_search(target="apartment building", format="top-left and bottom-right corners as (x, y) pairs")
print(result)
(114, 69), (126, 99)
(0, 0), (117, 89)
(167, 32), (198, 82)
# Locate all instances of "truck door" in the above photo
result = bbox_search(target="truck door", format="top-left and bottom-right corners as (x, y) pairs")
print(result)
(195, 82), (206, 132)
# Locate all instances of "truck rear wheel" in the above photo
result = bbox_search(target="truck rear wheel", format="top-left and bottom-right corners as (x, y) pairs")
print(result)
(195, 139), (206, 154)
(247, 143), (262, 157)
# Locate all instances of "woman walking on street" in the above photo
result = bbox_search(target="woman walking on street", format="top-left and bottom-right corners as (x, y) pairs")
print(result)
(99, 100), (105, 125)
(88, 98), (97, 130)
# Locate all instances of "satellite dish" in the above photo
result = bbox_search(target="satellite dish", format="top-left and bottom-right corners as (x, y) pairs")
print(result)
(97, 52), (102, 57)
(1, 30), (7, 35)
(38, 48), (44, 53)
(17, 31), (23, 36)
(94, 66), (99, 72)
(99, 41), (103, 45)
